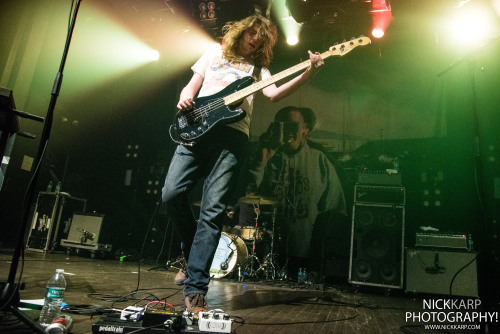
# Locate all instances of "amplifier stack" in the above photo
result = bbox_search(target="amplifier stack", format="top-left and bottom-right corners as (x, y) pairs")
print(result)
(406, 231), (477, 297)
(349, 174), (406, 289)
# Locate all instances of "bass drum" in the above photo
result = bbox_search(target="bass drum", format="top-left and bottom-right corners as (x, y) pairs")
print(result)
(210, 233), (248, 279)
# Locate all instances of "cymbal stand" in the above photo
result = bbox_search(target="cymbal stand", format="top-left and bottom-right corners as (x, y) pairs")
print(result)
(247, 206), (261, 277)
(266, 207), (277, 279)
(253, 206), (278, 280)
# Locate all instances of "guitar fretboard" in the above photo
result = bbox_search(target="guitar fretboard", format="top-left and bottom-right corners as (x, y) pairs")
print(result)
(221, 35), (371, 106)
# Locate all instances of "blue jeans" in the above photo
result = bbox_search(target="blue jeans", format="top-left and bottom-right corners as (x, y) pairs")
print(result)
(162, 126), (247, 297)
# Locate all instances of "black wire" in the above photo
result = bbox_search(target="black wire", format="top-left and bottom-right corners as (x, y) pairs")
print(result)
(135, 199), (161, 291)
(155, 216), (170, 264)
(0, 311), (37, 333)
(61, 304), (107, 315)
(110, 291), (158, 310)
(449, 252), (478, 296)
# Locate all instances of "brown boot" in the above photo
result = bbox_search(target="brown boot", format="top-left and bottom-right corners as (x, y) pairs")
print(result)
(184, 294), (209, 313)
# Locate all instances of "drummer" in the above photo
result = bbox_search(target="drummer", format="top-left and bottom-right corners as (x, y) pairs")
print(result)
(227, 183), (261, 228)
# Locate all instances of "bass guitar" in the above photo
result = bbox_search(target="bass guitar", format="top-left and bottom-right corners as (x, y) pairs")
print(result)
(170, 36), (371, 144)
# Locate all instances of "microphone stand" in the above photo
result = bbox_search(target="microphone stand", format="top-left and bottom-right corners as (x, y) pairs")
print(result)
(0, 1), (83, 331)
(437, 35), (500, 333)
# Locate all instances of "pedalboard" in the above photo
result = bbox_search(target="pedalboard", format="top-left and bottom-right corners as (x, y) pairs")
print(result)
(92, 310), (232, 334)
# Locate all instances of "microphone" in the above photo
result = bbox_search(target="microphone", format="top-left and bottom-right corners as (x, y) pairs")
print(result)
(77, 228), (96, 242)
(220, 250), (234, 270)
(83, 230), (95, 241)
(220, 261), (228, 271)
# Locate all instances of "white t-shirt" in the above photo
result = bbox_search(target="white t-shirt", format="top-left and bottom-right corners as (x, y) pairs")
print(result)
(191, 43), (271, 136)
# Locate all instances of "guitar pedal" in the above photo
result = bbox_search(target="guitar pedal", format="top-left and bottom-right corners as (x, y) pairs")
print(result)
(198, 311), (231, 333)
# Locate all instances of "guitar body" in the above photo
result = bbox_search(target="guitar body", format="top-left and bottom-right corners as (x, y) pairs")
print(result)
(171, 76), (254, 143)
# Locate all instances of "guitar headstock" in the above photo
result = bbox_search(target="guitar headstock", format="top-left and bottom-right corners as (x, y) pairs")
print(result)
(328, 36), (371, 56)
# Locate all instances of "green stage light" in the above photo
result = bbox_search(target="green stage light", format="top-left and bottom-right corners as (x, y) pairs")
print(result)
(273, 0), (302, 46)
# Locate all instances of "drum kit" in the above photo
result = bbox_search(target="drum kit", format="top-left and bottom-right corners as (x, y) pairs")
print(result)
(195, 195), (281, 281)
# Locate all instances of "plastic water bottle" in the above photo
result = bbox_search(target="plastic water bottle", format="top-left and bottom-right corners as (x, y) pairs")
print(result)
(55, 182), (61, 193)
(47, 181), (53, 192)
(298, 268), (304, 283)
(39, 269), (66, 327)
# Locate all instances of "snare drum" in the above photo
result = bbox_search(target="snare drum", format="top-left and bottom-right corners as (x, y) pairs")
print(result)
(210, 233), (248, 278)
(240, 227), (262, 241)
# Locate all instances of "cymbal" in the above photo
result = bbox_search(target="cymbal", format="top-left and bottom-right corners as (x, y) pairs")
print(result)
(192, 201), (201, 207)
(239, 196), (278, 205)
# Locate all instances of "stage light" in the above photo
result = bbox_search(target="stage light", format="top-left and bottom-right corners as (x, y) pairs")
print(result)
(59, 2), (213, 98)
(371, 28), (384, 38)
(51, 0), (215, 134)
(440, 1), (500, 51)
(65, 4), (167, 87)
(273, 0), (303, 46)
(370, 0), (391, 39)
(149, 50), (160, 61)
(287, 35), (299, 45)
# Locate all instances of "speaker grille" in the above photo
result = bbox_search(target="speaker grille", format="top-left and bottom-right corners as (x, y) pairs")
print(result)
(349, 203), (405, 289)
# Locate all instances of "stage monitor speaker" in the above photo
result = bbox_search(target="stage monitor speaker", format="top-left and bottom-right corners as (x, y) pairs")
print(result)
(349, 203), (405, 289)
(405, 248), (478, 297)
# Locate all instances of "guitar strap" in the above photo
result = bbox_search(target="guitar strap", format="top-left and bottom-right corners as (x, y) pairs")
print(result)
(253, 65), (262, 82)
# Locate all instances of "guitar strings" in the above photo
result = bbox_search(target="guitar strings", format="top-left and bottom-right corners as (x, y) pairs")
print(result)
(182, 98), (226, 122)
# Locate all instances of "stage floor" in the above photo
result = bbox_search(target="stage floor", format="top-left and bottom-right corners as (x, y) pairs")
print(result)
(0, 251), (487, 333)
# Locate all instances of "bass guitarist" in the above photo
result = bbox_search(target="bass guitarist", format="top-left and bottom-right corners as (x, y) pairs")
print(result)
(161, 14), (324, 312)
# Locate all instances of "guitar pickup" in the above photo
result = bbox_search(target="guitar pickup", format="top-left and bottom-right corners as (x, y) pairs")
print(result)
(178, 116), (187, 129)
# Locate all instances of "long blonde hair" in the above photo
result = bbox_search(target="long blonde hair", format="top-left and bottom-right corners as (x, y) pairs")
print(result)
(221, 15), (278, 68)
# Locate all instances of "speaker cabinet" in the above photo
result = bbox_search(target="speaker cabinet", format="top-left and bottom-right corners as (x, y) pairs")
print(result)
(349, 203), (405, 288)
(405, 248), (478, 297)
(60, 213), (112, 256)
